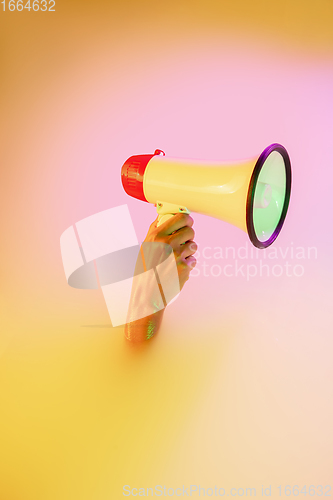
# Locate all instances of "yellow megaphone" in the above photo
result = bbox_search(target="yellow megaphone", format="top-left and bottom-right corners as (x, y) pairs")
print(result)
(121, 143), (291, 249)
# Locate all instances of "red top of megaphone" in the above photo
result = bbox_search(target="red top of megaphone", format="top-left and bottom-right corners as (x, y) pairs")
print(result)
(121, 149), (165, 202)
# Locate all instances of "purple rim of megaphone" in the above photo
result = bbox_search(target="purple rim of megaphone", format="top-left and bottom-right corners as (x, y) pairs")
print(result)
(246, 143), (292, 249)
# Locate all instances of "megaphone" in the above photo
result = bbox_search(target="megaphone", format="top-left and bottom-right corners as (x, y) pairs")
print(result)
(121, 143), (291, 249)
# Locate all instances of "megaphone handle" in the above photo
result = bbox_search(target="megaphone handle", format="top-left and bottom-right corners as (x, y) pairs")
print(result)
(157, 213), (177, 227)
(155, 201), (190, 228)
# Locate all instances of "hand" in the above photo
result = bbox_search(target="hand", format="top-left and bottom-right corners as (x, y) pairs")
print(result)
(143, 212), (197, 291)
(124, 213), (197, 343)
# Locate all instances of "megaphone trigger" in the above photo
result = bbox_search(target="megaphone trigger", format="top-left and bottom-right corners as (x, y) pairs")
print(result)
(157, 213), (176, 227)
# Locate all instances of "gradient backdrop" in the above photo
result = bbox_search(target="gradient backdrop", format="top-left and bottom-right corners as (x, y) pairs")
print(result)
(0, 1), (333, 499)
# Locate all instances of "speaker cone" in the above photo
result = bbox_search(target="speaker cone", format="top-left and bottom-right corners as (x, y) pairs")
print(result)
(246, 143), (292, 249)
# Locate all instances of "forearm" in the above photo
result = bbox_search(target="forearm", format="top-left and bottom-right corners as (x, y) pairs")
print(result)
(124, 307), (165, 343)
(124, 261), (167, 343)
(123, 213), (196, 343)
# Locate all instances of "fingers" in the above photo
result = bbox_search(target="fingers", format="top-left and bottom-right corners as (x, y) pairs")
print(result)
(146, 212), (197, 263)
(181, 255), (197, 288)
(185, 255), (197, 269)
(171, 225), (195, 247)
(180, 240), (198, 259)
(143, 213), (197, 293)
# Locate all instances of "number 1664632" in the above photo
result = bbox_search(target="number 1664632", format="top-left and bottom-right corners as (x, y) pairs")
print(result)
(1, 0), (55, 11)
